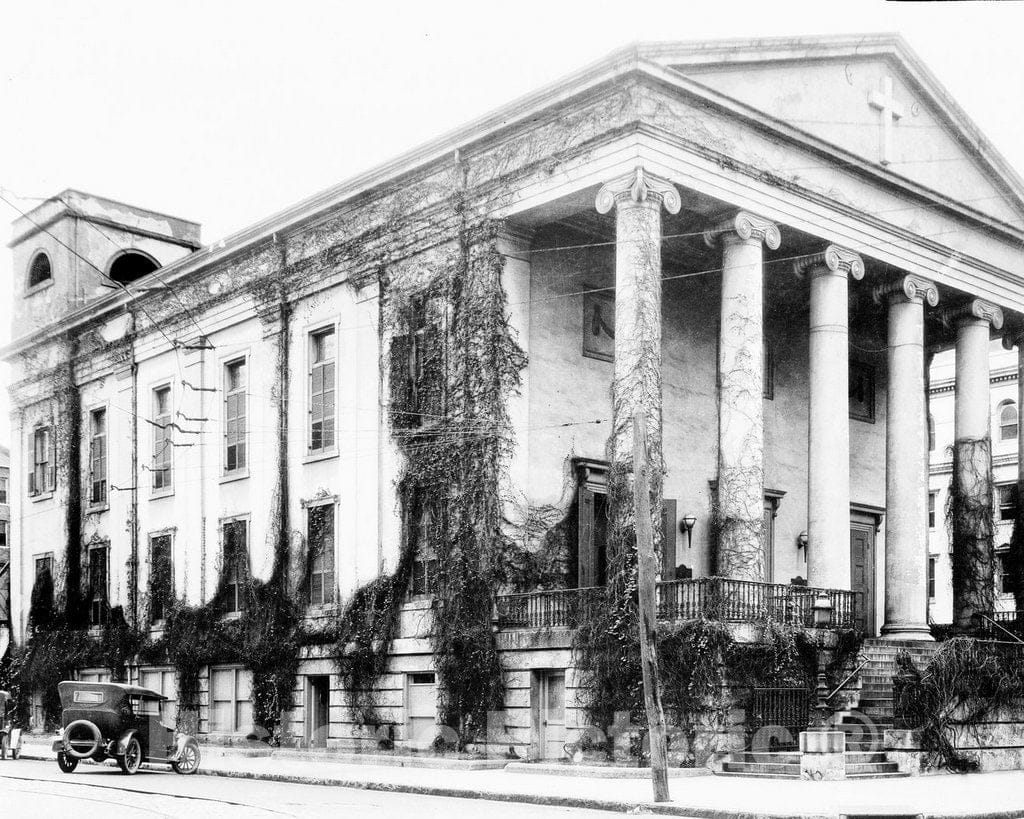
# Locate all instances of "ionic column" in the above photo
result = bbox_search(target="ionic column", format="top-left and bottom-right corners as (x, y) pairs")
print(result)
(877, 275), (939, 641)
(945, 299), (1003, 632)
(595, 167), (680, 550)
(704, 212), (781, 581)
(794, 246), (865, 590)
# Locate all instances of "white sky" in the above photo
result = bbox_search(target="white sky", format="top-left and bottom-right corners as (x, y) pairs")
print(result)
(2, 0), (1024, 447)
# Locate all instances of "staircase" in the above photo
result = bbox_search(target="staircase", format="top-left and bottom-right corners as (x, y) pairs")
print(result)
(718, 638), (941, 778)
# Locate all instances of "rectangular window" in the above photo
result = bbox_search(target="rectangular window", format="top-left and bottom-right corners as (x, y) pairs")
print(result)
(152, 386), (173, 491)
(928, 492), (937, 529)
(849, 362), (876, 422)
(410, 500), (439, 596)
(997, 551), (1014, 596)
(35, 554), (53, 581)
(210, 666), (252, 734)
(149, 534), (173, 623)
(998, 484), (1019, 522)
(928, 556), (936, 600)
(88, 545), (109, 626)
(30, 426), (55, 495)
(307, 504), (336, 606)
(139, 667), (178, 724)
(224, 359), (247, 473)
(309, 328), (336, 452)
(0, 474), (8, 504)
(221, 520), (248, 613)
(89, 408), (107, 505)
(0, 520), (7, 550)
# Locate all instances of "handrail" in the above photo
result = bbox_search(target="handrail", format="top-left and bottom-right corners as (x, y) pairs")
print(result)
(825, 658), (869, 701)
(979, 612), (1024, 645)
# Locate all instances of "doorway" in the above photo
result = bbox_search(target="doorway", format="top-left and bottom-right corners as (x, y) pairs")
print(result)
(305, 676), (330, 748)
(850, 519), (877, 636)
(537, 671), (566, 760)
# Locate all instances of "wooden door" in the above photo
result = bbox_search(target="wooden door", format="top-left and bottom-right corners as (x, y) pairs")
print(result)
(540, 671), (566, 759)
(406, 672), (437, 750)
(850, 524), (876, 635)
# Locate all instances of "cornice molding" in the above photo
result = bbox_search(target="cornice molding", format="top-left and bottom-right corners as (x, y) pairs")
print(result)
(703, 210), (781, 250)
(793, 244), (865, 280)
(595, 167), (681, 215)
(939, 298), (1004, 331)
(873, 274), (939, 307)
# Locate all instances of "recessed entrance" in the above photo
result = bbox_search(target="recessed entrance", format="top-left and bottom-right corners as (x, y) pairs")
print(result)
(850, 514), (878, 636)
(305, 675), (330, 748)
(533, 670), (566, 760)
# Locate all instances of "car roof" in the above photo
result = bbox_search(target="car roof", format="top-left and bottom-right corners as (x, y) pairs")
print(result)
(57, 680), (167, 700)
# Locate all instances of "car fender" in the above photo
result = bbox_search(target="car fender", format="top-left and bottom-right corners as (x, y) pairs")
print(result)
(115, 729), (139, 756)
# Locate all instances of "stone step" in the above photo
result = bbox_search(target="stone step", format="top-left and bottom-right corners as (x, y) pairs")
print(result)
(847, 762), (900, 775)
(715, 771), (798, 779)
(736, 752), (799, 765)
(847, 771), (911, 779)
(722, 761), (800, 776)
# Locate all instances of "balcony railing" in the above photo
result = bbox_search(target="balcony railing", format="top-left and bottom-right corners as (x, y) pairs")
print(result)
(494, 577), (860, 631)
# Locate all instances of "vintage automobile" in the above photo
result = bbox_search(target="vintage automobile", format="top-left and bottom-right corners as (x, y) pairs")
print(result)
(0, 690), (23, 760)
(52, 681), (200, 775)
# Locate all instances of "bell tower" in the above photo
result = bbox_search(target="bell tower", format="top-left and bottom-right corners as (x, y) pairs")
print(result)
(9, 189), (201, 341)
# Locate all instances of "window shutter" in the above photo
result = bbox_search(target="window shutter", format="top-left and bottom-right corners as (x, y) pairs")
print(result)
(661, 499), (677, 580)
(577, 487), (596, 588)
(389, 333), (415, 428)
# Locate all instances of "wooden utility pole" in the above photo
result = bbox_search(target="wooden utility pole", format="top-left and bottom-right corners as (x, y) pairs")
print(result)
(632, 413), (670, 802)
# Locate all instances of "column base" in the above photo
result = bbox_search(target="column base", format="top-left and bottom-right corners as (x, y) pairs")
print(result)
(879, 622), (934, 641)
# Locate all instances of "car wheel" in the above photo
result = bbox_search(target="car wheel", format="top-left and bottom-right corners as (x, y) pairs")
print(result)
(118, 737), (142, 775)
(171, 739), (200, 775)
(57, 752), (79, 773)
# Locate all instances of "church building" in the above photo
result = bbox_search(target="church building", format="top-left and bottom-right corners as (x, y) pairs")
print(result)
(4, 34), (1024, 770)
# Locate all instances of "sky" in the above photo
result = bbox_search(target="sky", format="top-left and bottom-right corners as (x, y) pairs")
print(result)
(2, 0), (1024, 447)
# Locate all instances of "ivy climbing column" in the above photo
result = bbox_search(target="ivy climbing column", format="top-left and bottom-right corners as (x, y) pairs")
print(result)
(879, 274), (938, 641)
(595, 167), (680, 553)
(947, 299), (1003, 633)
(705, 212), (780, 581)
(794, 246), (864, 591)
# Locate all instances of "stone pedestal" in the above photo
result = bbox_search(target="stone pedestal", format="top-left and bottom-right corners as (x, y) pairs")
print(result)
(880, 276), (938, 641)
(795, 246), (864, 590)
(707, 212), (780, 581)
(799, 730), (846, 780)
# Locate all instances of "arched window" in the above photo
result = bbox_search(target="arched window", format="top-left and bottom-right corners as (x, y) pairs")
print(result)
(108, 251), (158, 285)
(28, 251), (52, 288)
(999, 400), (1018, 441)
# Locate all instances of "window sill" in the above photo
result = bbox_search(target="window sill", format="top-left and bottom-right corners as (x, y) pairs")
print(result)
(150, 488), (175, 501)
(304, 449), (338, 465)
(24, 280), (54, 297)
(220, 611), (243, 621)
(220, 471), (250, 485)
(87, 503), (109, 515)
(29, 491), (55, 503)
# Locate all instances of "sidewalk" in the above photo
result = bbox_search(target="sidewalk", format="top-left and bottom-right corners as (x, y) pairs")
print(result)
(19, 737), (1024, 818)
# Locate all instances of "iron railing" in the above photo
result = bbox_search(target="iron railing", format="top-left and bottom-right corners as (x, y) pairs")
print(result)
(656, 577), (860, 630)
(493, 586), (603, 629)
(747, 686), (812, 750)
(495, 577), (860, 631)
(978, 610), (1024, 641)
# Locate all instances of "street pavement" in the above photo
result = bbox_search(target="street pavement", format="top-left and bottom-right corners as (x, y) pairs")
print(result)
(0, 759), (616, 818)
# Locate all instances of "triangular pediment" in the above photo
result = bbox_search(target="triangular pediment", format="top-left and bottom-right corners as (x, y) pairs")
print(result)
(638, 35), (1024, 229)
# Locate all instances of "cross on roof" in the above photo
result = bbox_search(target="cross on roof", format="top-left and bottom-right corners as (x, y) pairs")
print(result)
(868, 75), (905, 166)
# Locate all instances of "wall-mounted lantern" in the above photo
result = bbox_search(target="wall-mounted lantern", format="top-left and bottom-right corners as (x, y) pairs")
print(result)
(797, 530), (809, 553)
(679, 513), (697, 550)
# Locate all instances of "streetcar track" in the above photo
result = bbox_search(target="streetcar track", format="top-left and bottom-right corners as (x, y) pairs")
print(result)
(0, 770), (294, 816)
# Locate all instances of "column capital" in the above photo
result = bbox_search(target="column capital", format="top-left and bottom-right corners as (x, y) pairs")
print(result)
(793, 244), (865, 281)
(941, 298), (1004, 331)
(595, 167), (681, 215)
(873, 274), (939, 307)
(703, 210), (780, 250)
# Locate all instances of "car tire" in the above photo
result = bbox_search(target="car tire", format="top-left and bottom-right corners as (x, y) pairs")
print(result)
(57, 752), (78, 773)
(171, 739), (200, 775)
(118, 737), (142, 775)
